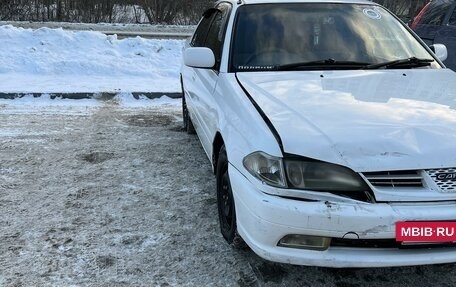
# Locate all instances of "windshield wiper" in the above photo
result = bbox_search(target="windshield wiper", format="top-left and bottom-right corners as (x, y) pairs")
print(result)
(276, 59), (372, 71)
(364, 57), (434, 69)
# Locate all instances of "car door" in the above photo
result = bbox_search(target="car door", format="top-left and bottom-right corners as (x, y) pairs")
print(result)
(183, 3), (232, 156)
(434, 3), (456, 70)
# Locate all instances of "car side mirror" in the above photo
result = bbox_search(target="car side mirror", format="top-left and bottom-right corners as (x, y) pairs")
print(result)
(184, 47), (215, 69)
(430, 44), (448, 62)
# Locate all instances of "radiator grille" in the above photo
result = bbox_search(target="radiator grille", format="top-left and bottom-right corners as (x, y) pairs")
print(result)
(426, 168), (456, 192)
(363, 170), (423, 188)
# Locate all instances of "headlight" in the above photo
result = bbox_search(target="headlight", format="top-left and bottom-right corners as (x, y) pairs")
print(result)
(243, 152), (371, 201)
(243, 152), (287, 188)
(284, 160), (369, 192)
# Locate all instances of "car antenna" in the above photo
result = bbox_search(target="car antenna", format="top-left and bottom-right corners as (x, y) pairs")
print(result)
(237, 0), (243, 4)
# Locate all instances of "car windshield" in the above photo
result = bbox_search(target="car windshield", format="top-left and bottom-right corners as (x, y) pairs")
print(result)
(230, 3), (439, 72)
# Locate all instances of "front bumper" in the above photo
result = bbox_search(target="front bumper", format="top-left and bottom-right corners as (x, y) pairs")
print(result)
(229, 164), (456, 268)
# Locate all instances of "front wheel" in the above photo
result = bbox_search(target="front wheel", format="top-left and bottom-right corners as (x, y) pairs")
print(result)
(216, 145), (244, 248)
(182, 95), (195, 134)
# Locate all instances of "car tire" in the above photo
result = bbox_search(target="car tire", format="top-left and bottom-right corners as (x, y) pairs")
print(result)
(216, 145), (244, 248)
(182, 95), (195, 134)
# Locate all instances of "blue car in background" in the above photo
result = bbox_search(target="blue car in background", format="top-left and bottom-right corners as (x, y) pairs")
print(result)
(411, 0), (456, 70)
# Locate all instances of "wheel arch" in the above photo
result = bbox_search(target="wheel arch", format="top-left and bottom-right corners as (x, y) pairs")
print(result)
(212, 132), (225, 174)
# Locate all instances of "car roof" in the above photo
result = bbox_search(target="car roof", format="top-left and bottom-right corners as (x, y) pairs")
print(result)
(220, 0), (375, 5)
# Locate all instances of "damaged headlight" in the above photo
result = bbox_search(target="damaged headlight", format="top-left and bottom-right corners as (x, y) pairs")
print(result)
(243, 152), (370, 194)
(284, 160), (369, 192)
(243, 152), (287, 188)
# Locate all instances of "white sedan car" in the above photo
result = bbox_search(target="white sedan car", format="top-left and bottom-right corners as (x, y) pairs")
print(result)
(181, 0), (456, 267)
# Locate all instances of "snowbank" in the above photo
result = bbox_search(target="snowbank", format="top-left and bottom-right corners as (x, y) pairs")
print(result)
(0, 25), (185, 93)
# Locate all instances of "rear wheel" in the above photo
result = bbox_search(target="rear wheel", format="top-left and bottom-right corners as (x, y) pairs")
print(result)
(216, 145), (244, 248)
(182, 95), (195, 134)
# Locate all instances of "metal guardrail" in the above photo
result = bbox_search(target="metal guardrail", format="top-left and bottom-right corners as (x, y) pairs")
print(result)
(0, 21), (194, 39)
(0, 92), (182, 100)
(100, 30), (192, 39)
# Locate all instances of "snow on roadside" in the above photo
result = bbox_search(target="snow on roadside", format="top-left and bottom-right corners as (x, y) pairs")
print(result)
(0, 21), (196, 34)
(112, 93), (181, 108)
(0, 25), (185, 93)
(0, 94), (181, 115)
(0, 94), (100, 115)
(0, 94), (99, 107)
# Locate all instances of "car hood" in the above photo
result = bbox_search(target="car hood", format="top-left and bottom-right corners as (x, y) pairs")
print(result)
(237, 69), (456, 172)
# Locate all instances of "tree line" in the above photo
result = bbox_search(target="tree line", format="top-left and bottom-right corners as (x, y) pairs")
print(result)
(0, 0), (430, 24)
(0, 0), (213, 24)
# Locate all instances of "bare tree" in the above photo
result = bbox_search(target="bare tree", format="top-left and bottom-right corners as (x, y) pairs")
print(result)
(140, 0), (179, 24)
(138, 0), (211, 24)
(0, 0), (211, 23)
(0, 0), (30, 21)
(180, 0), (213, 25)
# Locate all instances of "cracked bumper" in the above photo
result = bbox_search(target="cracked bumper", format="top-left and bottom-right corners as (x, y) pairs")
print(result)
(229, 165), (456, 267)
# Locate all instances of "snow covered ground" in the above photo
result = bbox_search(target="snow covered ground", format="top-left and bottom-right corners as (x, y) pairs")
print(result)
(1, 99), (455, 286)
(0, 25), (185, 94)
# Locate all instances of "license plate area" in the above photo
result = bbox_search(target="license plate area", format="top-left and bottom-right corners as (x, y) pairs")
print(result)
(396, 221), (456, 243)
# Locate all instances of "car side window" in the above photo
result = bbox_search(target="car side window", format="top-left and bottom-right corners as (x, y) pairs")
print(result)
(420, 2), (453, 25)
(205, 12), (223, 64)
(191, 9), (215, 47)
(204, 4), (231, 70)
